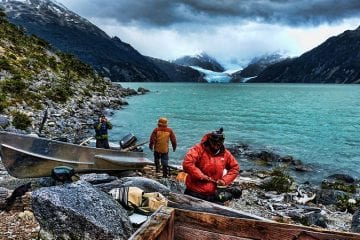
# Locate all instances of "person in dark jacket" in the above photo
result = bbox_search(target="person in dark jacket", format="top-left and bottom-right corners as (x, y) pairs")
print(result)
(182, 128), (239, 202)
(94, 114), (112, 149)
(149, 117), (177, 178)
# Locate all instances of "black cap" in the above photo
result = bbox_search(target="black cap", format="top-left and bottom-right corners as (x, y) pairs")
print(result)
(209, 127), (225, 143)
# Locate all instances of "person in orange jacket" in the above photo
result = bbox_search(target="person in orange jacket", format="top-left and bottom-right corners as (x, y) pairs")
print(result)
(182, 128), (239, 202)
(149, 117), (177, 178)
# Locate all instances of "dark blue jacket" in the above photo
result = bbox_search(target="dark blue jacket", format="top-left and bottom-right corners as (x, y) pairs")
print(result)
(94, 121), (112, 140)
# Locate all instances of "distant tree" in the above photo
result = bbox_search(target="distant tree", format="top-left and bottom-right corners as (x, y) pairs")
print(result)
(12, 111), (32, 130)
(31, 34), (51, 49)
(0, 8), (6, 19)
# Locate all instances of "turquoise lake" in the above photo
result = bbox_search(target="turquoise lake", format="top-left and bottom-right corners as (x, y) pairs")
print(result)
(110, 83), (360, 183)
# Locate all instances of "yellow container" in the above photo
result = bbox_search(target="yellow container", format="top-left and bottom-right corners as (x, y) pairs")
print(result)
(142, 192), (168, 211)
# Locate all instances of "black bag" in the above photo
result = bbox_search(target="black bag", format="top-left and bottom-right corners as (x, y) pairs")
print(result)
(51, 166), (75, 183)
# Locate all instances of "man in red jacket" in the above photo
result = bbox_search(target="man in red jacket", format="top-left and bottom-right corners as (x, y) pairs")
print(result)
(149, 117), (177, 178)
(182, 128), (239, 202)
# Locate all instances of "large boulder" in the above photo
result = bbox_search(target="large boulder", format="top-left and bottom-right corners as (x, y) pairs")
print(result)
(32, 180), (133, 240)
(351, 208), (360, 233)
(0, 115), (9, 129)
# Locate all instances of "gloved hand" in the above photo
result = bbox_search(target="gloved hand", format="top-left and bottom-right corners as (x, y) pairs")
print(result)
(149, 145), (153, 151)
(217, 179), (226, 186)
(202, 175), (215, 182)
(173, 147), (176, 152)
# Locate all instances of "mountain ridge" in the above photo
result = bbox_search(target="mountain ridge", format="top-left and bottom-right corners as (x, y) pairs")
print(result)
(231, 53), (286, 83)
(0, 8), (139, 140)
(249, 27), (360, 84)
(173, 52), (225, 72)
(0, 0), (170, 82)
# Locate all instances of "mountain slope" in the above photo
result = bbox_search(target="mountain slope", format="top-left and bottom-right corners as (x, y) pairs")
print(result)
(231, 53), (285, 82)
(0, 0), (169, 82)
(250, 27), (360, 83)
(147, 57), (207, 82)
(173, 52), (225, 72)
(0, 8), (137, 140)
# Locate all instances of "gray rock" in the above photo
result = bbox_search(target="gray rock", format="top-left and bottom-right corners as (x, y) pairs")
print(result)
(351, 208), (360, 233)
(32, 180), (133, 240)
(316, 189), (347, 205)
(0, 115), (9, 129)
(80, 173), (118, 184)
(288, 211), (327, 228)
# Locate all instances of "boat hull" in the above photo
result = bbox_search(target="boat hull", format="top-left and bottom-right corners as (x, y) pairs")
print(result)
(130, 207), (360, 240)
(0, 131), (152, 178)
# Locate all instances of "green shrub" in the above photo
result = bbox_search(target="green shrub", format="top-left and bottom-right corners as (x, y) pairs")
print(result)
(0, 92), (7, 112)
(261, 167), (294, 193)
(58, 52), (96, 78)
(45, 85), (73, 103)
(82, 88), (92, 97)
(336, 195), (360, 214)
(0, 57), (12, 71)
(0, 9), (6, 23)
(48, 56), (58, 70)
(12, 111), (32, 130)
(0, 75), (27, 95)
(30, 34), (51, 49)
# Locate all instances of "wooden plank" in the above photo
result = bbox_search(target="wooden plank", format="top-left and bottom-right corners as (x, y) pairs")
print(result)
(175, 225), (251, 240)
(158, 210), (174, 240)
(174, 209), (360, 240)
(129, 207), (175, 240)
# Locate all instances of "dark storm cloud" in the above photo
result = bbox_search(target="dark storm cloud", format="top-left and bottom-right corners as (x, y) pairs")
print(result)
(62, 0), (360, 27)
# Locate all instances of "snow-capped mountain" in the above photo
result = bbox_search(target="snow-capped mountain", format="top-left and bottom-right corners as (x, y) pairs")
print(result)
(250, 27), (360, 83)
(230, 53), (286, 82)
(173, 52), (225, 72)
(146, 57), (207, 83)
(0, 0), (169, 82)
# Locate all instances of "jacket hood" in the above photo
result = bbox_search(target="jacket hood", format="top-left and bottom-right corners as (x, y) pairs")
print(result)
(200, 133), (212, 144)
(200, 133), (225, 155)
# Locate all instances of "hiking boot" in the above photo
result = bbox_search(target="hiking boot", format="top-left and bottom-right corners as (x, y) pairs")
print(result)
(162, 167), (168, 178)
(155, 159), (160, 173)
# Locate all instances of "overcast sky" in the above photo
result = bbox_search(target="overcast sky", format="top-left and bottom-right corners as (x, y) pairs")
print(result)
(56, 0), (360, 69)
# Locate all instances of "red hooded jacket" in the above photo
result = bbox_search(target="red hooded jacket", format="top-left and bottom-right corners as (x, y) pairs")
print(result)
(182, 133), (240, 196)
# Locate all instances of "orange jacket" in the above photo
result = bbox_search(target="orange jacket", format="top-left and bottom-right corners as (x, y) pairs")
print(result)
(183, 133), (239, 196)
(149, 126), (177, 153)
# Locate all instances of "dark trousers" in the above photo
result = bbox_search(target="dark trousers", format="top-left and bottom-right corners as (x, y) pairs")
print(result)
(96, 139), (110, 149)
(184, 189), (219, 203)
(154, 151), (169, 177)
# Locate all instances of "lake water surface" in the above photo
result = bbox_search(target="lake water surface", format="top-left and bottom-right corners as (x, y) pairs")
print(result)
(110, 83), (360, 183)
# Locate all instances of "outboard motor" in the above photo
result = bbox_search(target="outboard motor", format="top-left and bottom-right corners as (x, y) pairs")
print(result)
(120, 133), (137, 149)
(119, 133), (145, 152)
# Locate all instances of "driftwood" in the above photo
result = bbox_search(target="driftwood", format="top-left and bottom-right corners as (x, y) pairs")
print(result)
(167, 192), (269, 221)
(130, 207), (360, 240)
(0, 189), (31, 211)
(79, 136), (94, 146)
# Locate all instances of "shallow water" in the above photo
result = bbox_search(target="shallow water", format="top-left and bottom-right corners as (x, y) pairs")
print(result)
(110, 83), (360, 183)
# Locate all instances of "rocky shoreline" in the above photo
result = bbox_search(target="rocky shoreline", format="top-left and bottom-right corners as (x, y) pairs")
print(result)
(1, 147), (360, 239)
(0, 80), (148, 143)
(1, 86), (360, 239)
